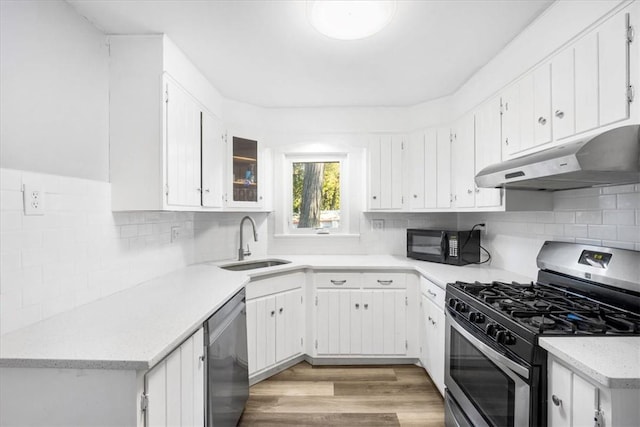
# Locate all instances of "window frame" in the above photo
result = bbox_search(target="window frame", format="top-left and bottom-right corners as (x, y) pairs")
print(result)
(284, 153), (348, 235)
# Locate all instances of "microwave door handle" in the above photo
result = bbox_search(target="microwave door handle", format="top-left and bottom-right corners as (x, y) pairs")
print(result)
(441, 233), (448, 259)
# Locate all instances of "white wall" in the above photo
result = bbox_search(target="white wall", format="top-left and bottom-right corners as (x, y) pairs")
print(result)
(459, 184), (640, 279)
(0, 0), (109, 181)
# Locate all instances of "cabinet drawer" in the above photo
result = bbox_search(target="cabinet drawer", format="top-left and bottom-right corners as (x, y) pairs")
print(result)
(421, 277), (445, 309)
(315, 272), (361, 288)
(247, 272), (304, 300)
(362, 272), (406, 289)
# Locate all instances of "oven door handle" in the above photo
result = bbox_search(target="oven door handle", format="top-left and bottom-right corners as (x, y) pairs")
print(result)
(449, 313), (530, 379)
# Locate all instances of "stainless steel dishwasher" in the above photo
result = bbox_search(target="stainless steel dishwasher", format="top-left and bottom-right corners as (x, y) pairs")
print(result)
(205, 288), (249, 426)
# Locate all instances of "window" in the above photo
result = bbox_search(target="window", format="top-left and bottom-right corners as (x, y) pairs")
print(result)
(286, 155), (346, 234)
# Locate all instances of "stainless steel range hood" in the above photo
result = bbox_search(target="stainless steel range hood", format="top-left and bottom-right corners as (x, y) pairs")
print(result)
(475, 125), (640, 191)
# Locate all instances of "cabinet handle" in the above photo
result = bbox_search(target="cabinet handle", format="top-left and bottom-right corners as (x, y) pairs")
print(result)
(467, 189), (473, 194)
(475, 187), (480, 193)
(377, 280), (393, 285)
(364, 304), (369, 309)
(355, 303), (360, 309)
(551, 395), (562, 407)
(505, 137), (509, 146)
(538, 116), (547, 125)
(413, 194), (418, 198)
(331, 280), (346, 286)
(428, 316), (433, 321)
(204, 188), (210, 193)
(372, 196), (377, 200)
(427, 290), (436, 297)
(270, 310), (275, 316)
(279, 307), (283, 314)
(196, 188), (202, 192)
(199, 355), (205, 362)
(554, 110), (564, 119)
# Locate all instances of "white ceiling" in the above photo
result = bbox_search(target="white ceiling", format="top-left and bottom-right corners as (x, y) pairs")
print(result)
(68, 0), (553, 108)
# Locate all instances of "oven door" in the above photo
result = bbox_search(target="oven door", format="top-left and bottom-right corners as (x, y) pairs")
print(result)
(407, 230), (447, 263)
(445, 313), (530, 427)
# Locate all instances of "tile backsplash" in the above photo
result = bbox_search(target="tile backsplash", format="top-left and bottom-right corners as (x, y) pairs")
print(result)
(0, 168), (196, 335)
(459, 183), (640, 278)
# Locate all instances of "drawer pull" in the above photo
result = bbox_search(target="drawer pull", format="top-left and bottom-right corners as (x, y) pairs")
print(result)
(377, 280), (393, 286)
(331, 280), (346, 286)
(270, 310), (275, 317)
(364, 304), (369, 309)
(427, 289), (437, 297)
(355, 303), (360, 309)
(279, 307), (283, 314)
(551, 395), (562, 407)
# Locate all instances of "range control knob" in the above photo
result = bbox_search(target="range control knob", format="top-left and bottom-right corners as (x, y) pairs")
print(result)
(448, 298), (458, 309)
(495, 330), (506, 343)
(469, 312), (485, 324)
(485, 323), (498, 337)
(454, 301), (468, 313)
(503, 333), (517, 346)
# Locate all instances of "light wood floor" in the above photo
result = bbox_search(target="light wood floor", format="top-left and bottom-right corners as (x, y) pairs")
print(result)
(239, 362), (445, 426)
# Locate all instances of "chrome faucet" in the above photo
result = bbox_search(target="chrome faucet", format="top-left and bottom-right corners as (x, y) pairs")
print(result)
(238, 216), (258, 261)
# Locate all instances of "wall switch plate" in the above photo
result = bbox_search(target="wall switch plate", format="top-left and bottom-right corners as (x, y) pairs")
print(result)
(171, 226), (181, 242)
(23, 185), (45, 215)
(371, 219), (384, 231)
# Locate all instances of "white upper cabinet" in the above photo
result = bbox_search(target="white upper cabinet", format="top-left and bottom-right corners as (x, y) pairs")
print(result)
(368, 135), (403, 210)
(165, 79), (203, 208)
(551, 49), (575, 140)
(474, 98), (503, 208)
(533, 63), (553, 147)
(109, 35), (225, 211)
(225, 133), (264, 209)
(574, 32), (599, 134)
(599, 10), (632, 126)
(407, 128), (450, 210)
(451, 114), (476, 208)
(201, 112), (224, 208)
(499, 5), (634, 160)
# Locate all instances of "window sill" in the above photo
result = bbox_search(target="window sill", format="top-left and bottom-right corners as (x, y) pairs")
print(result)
(273, 233), (361, 239)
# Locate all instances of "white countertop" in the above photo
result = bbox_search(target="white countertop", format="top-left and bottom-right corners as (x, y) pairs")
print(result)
(0, 255), (533, 371)
(539, 336), (640, 389)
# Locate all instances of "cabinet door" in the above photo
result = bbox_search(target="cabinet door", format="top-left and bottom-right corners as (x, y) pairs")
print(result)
(572, 373), (598, 427)
(252, 296), (276, 371)
(474, 98), (503, 208)
(228, 135), (261, 207)
(423, 129), (438, 209)
(501, 84), (521, 158)
(599, 11), (630, 126)
(408, 132), (425, 209)
(316, 290), (349, 355)
(201, 111), (223, 208)
(518, 73), (536, 153)
(370, 289), (406, 355)
(548, 359), (572, 426)
(165, 80), (202, 207)
(265, 296), (277, 368)
(533, 63), (553, 146)
(574, 32), (599, 134)
(451, 115), (475, 208)
(420, 294), (430, 373)
(276, 288), (303, 363)
(145, 328), (204, 427)
(361, 291), (374, 354)
(436, 128), (452, 209)
(350, 290), (363, 354)
(246, 299), (257, 375)
(551, 48), (575, 140)
(369, 135), (403, 210)
(431, 304), (445, 395)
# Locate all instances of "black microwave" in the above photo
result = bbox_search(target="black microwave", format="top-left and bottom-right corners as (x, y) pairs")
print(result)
(407, 229), (481, 265)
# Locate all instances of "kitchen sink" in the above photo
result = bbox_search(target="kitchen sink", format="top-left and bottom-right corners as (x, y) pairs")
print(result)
(219, 259), (291, 271)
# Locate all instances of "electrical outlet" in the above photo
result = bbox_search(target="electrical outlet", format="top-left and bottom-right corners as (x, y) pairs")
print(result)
(23, 185), (45, 215)
(171, 226), (181, 242)
(371, 219), (384, 231)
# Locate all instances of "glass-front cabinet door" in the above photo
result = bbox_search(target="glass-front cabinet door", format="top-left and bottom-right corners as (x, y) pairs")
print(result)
(227, 135), (262, 207)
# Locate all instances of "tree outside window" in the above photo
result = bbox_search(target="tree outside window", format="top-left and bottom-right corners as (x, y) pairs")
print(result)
(292, 161), (340, 229)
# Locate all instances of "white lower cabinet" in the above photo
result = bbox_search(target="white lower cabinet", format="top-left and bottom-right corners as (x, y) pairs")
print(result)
(419, 278), (445, 396)
(315, 272), (408, 356)
(144, 328), (204, 427)
(548, 356), (640, 427)
(246, 273), (305, 377)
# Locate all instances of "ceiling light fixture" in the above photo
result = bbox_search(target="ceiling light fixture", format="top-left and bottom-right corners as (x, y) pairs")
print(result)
(308, 0), (397, 41)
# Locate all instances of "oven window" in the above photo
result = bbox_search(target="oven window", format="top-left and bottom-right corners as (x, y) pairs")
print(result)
(410, 235), (443, 256)
(450, 328), (515, 426)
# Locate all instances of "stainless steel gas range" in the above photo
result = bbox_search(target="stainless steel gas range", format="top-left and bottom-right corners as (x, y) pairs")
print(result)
(444, 241), (640, 427)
